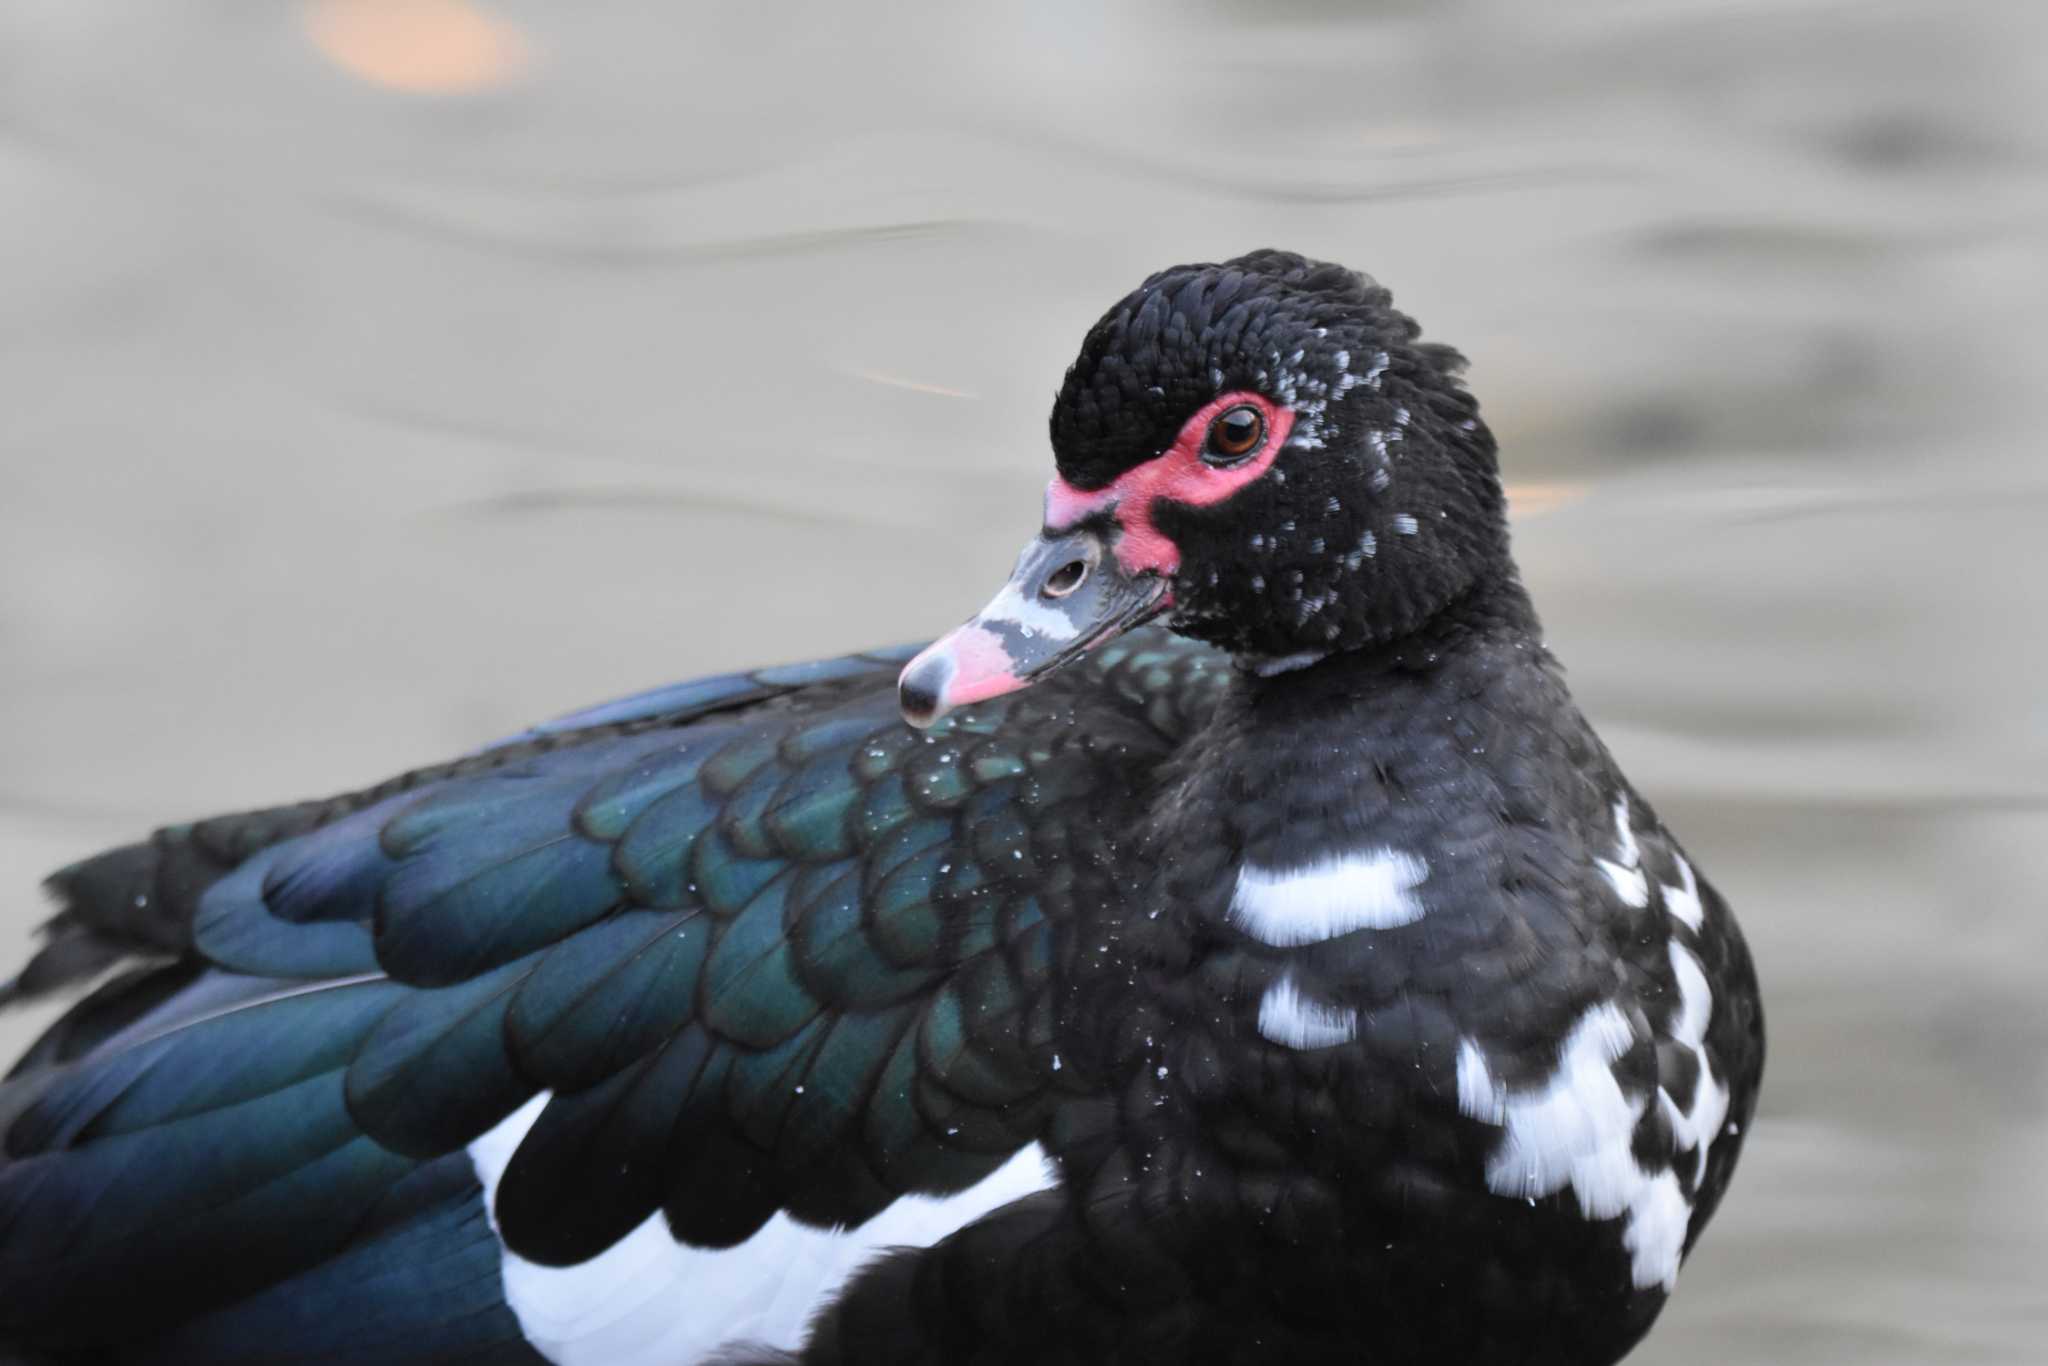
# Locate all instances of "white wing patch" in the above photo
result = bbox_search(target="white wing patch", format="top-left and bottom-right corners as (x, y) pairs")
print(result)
(469, 1095), (1057, 1365)
(1596, 795), (1650, 908)
(1257, 971), (1359, 1050)
(1230, 847), (1428, 946)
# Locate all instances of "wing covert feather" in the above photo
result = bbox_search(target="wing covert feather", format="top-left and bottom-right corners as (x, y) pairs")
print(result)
(4, 631), (1230, 1281)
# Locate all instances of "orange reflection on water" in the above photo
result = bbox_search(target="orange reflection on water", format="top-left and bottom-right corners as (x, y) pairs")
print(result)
(304, 0), (536, 95)
(1505, 482), (1585, 519)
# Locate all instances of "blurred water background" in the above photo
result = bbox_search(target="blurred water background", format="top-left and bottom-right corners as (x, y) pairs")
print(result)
(2, 2), (2044, 1360)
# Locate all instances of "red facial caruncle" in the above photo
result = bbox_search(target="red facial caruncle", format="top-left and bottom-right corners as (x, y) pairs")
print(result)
(897, 390), (1293, 729)
(1042, 390), (1294, 577)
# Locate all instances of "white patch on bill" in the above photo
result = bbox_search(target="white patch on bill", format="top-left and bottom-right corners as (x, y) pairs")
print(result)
(1230, 848), (1429, 946)
(1256, 971), (1359, 1050)
(469, 1095), (1056, 1365)
(1457, 1003), (1689, 1291)
(980, 580), (1079, 642)
(1597, 794), (1650, 908)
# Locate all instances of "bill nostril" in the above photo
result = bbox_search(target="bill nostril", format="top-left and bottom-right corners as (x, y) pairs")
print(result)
(1042, 560), (1089, 599)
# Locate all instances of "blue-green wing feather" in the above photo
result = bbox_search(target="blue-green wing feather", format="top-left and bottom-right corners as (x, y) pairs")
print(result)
(0, 629), (1232, 1346)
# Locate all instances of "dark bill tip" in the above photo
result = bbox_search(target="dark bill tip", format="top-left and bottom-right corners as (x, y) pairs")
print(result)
(896, 623), (1024, 730)
(896, 660), (947, 730)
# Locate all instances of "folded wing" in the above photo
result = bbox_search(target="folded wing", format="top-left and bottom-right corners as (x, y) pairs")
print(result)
(0, 631), (1226, 1354)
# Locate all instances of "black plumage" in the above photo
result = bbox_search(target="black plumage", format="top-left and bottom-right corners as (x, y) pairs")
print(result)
(0, 251), (1761, 1366)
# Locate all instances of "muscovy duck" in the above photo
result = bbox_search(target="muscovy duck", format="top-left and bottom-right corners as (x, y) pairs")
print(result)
(0, 250), (1762, 1365)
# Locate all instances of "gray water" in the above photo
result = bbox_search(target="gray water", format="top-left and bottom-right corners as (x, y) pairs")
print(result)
(2, 2), (2043, 1360)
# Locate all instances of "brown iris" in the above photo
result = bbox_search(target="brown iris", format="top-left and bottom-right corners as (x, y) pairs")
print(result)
(1204, 403), (1266, 464)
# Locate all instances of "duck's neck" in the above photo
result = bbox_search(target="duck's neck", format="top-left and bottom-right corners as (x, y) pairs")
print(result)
(1228, 572), (1543, 718)
(1149, 573), (1556, 908)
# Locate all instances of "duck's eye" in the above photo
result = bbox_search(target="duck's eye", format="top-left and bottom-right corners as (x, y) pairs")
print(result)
(1205, 404), (1266, 464)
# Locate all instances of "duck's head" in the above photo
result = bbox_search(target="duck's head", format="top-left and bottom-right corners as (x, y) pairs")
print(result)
(899, 249), (1511, 728)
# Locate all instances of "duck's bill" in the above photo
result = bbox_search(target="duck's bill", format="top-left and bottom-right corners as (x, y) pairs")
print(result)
(898, 526), (1170, 728)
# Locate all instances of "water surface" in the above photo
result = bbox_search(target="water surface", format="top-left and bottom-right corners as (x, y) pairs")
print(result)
(2, 4), (2043, 1360)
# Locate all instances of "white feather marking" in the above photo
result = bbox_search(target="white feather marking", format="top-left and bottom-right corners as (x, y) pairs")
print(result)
(1456, 1039), (1505, 1124)
(1230, 848), (1428, 946)
(1256, 972), (1358, 1050)
(1471, 1002), (1688, 1290)
(1661, 854), (1704, 931)
(1610, 795), (1641, 868)
(980, 581), (1079, 642)
(470, 1096), (1056, 1364)
(1597, 794), (1649, 908)
(1246, 649), (1328, 678)
(1481, 1004), (1637, 1210)
(1659, 942), (1730, 1188)
(1599, 860), (1649, 907)
(1626, 1173), (1691, 1293)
